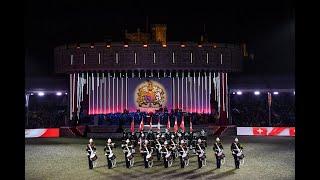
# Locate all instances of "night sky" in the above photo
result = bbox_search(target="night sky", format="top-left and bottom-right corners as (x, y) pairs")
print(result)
(25, 0), (295, 78)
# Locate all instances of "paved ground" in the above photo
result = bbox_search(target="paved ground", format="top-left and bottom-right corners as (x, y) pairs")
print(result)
(25, 136), (295, 180)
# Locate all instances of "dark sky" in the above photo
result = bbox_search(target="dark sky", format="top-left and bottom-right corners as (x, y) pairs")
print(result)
(25, 0), (295, 78)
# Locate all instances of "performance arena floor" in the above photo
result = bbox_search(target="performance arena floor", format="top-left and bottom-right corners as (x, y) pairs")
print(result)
(25, 136), (295, 180)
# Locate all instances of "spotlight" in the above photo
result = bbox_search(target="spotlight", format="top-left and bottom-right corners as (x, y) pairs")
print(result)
(124, 44), (128, 48)
(56, 92), (62, 96)
(254, 91), (260, 95)
(162, 44), (167, 48)
(65, 92), (68, 95)
(236, 91), (242, 95)
(293, 91), (295, 95)
(30, 93), (34, 96)
(181, 44), (185, 48)
(143, 44), (148, 48)
(273, 92), (279, 95)
(38, 92), (45, 96)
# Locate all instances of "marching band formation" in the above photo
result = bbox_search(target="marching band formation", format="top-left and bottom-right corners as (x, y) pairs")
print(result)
(86, 129), (245, 170)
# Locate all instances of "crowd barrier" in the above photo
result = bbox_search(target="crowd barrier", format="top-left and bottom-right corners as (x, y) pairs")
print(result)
(25, 128), (60, 138)
(237, 127), (295, 136)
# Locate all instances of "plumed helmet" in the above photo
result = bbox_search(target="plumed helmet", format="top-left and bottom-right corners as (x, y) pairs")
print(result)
(89, 138), (93, 143)
(234, 138), (239, 142)
(178, 133), (181, 137)
(198, 139), (202, 143)
(181, 140), (185, 144)
(126, 139), (130, 143)
(171, 135), (174, 138)
(157, 134), (160, 138)
(141, 133), (144, 137)
(164, 141), (168, 145)
(107, 138), (112, 143)
(216, 137), (220, 142)
(161, 134), (165, 138)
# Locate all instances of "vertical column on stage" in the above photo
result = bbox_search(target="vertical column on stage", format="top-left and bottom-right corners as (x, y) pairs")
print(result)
(209, 72), (212, 114)
(113, 72), (115, 113)
(177, 73), (179, 109)
(92, 72), (94, 114)
(182, 73), (184, 111)
(205, 72), (207, 114)
(69, 74), (72, 120)
(73, 73), (75, 115)
(103, 72), (106, 114)
(172, 72), (175, 110)
(201, 72), (204, 113)
(189, 72), (192, 113)
(193, 72), (196, 113)
(108, 72), (111, 113)
(126, 72), (128, 111)
(116, 74), (118, 112)
(97, 73), (99, 114)
(88, 74), (91, 115)
(185, 73), (188, 112)
(197, 72), (200, 113)
(121, 72), (123, 113)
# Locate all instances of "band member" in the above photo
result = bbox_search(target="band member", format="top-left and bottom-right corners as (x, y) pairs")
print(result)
(161, 140), (172, 168)
(104, 138), (115, 169)
(165, 129), (171, 141)
(130, 131), (138, 147)
(155, 134), (163, 160)
(199, 129), (207, 147)
(147, 130), (155, 147)
(231, 138), (243, 169)
(86, 138), (97, 169)
(141, 140), (152, 168)
(138, 132), (146, 152)
(196, 138), (206, 168)
(178, 140), (189, 168)
(188, 132), (195, 150)
(122, 139), (134, 168)
(170, 134), (178, 160)
(213, 137), (224, 168)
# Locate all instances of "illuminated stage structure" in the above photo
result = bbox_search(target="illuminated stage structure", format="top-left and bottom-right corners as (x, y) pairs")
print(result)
(54, 25), (243, 124)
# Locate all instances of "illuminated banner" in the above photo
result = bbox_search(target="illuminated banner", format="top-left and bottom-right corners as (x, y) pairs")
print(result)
(25, 128), (60, 138)
(237, 127), (295, 136)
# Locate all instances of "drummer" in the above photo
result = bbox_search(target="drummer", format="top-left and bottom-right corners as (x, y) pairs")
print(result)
(86, 138), (97, 169)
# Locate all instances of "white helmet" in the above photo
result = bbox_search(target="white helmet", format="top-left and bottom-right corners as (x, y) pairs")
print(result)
(178, 133), (181, 137)
(171, 135), (174, 138)
(157, 134), (160, 138)
(89, 138), (93, 143)
(234, 138), (239, 142)
(165, 129), (169, 133)
(164, 141), (168, 145)
(161, 134), (165, 138)
(181, 140), (185, 144)
(198, 139), (202, 143)
(107, 138), (112, 143)
(141, 133), (144, 137)
(216, 137), (220, 142)
(145, 139), (149, 144)
(126, 139), (130, 143)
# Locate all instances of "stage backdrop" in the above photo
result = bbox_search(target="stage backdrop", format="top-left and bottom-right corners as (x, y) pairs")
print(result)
(128, 78), (172, 112)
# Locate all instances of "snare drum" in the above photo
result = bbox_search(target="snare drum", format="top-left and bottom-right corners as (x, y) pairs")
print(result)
(90, 153), (98, 161)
